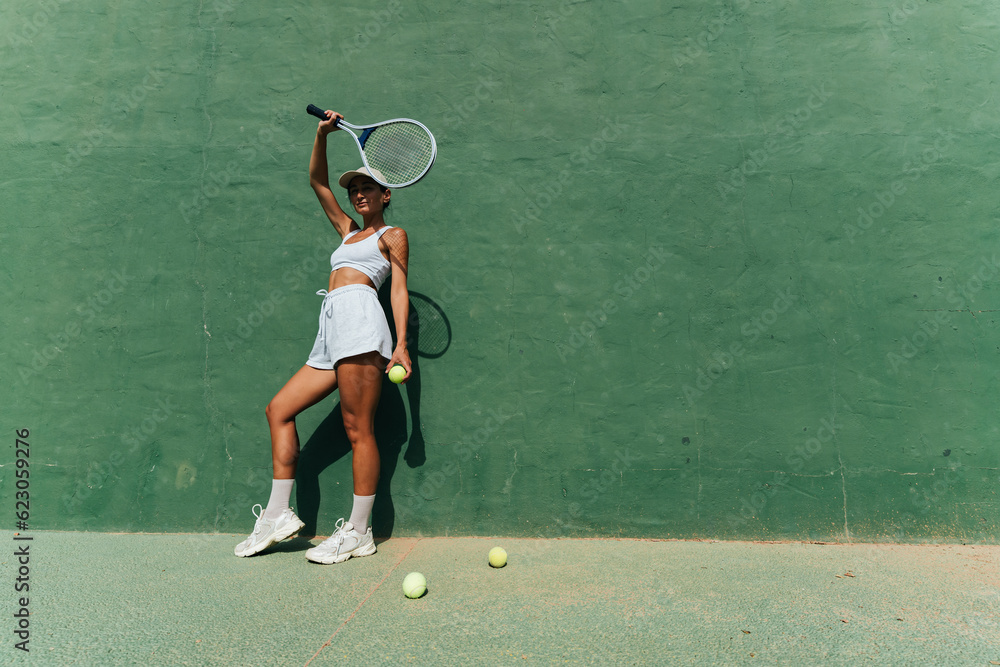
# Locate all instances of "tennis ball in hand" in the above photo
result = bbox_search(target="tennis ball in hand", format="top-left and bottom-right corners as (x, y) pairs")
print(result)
(402, 572), (426, 599)
(488, 546), (507, 568)
(388, 364), (406, 384)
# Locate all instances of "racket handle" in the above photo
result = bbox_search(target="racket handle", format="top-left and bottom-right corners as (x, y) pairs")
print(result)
(306, 104), (328, 119)
(306, 104), (341, 126)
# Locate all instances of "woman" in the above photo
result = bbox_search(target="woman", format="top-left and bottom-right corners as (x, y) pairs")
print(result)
(235, 109), (411, 564)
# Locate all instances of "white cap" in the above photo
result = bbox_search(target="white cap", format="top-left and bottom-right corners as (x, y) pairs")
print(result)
(338, 166), (388, 189)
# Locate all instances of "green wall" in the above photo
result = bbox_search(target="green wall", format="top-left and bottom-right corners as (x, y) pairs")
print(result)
(3, 0), (998, 542)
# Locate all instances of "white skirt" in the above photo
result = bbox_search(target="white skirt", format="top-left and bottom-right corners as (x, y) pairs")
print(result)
(305, 284), (392, 370)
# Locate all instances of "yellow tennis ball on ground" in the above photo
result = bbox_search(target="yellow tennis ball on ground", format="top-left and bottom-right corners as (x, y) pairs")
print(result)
(488, 546), (507, 568)
(402, 572), (426, 598)
(388, 364), (406, 384)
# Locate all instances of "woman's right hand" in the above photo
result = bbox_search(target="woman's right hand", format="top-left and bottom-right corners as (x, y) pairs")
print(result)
(318, 110), (343, 135)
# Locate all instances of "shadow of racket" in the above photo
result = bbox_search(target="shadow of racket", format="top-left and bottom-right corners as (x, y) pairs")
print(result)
(407, 291), (452, 358)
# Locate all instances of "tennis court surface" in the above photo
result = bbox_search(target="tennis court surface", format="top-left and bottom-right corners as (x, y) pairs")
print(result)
(14, 532), (998, 664)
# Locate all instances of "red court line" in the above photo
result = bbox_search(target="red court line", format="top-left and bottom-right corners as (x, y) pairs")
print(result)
(304, 538), (422, 666)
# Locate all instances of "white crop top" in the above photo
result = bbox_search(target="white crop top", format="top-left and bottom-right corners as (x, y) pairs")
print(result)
(329, 226), (393, 289)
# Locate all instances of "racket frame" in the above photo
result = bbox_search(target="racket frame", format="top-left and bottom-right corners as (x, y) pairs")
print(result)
(306, 106), (437, 189)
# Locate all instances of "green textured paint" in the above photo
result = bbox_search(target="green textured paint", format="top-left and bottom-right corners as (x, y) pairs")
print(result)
(2, 1), (998, 542)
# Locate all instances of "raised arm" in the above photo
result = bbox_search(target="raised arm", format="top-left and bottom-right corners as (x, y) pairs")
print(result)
(309, 110), (356, 238)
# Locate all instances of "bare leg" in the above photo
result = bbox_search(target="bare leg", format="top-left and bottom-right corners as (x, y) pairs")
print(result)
(265, 365), (340, 479)
(336, 352), (385, 495)
(234, 365), (335, 557)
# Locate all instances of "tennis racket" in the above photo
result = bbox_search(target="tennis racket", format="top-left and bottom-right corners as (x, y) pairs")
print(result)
(306, 105), (437, 188)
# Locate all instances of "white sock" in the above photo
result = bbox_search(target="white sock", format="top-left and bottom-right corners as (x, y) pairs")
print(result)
(263, 479), (294, 519)
(349, 494), (375, 532)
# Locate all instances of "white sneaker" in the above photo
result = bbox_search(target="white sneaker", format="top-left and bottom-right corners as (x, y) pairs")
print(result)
(305, 518), (376, 564)
(234, 504), (305, 557)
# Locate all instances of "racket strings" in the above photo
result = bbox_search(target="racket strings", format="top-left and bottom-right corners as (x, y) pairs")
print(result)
(363, 122), (434, 185)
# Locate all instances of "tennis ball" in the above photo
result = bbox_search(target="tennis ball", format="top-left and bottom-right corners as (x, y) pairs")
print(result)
(388, 364), (406, 384)
(488, 546), (507, 568)
(402, 571), (426, 599)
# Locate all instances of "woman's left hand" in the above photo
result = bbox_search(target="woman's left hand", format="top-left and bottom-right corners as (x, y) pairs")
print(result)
(387, 346), (412, 383)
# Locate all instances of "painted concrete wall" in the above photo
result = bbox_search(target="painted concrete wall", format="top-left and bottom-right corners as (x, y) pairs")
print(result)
(3, 0), (998, 541)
